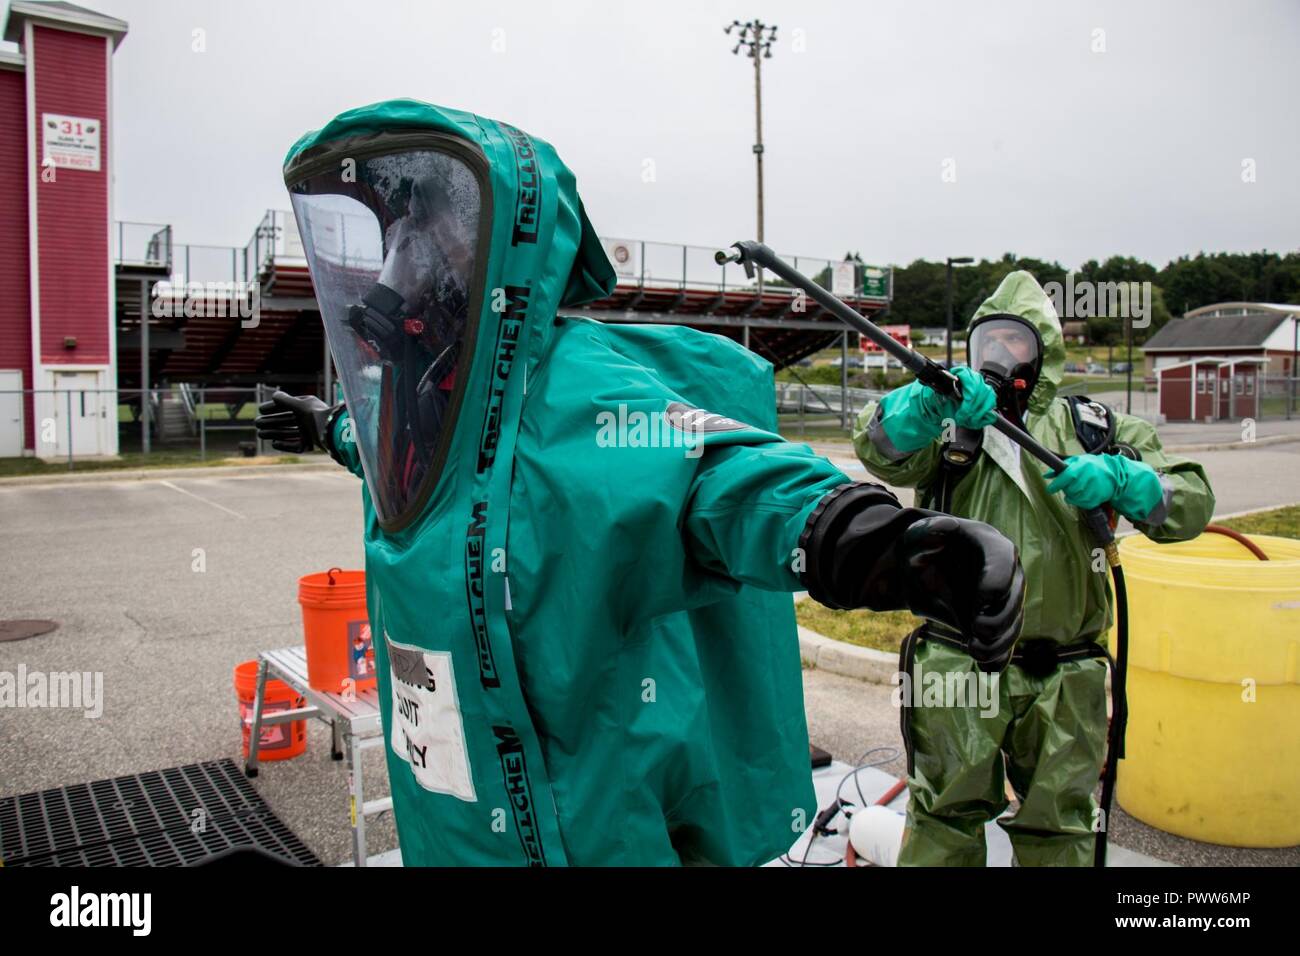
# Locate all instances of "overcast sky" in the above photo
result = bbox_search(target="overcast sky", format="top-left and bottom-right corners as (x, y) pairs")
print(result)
(6, 0), (1298, 268)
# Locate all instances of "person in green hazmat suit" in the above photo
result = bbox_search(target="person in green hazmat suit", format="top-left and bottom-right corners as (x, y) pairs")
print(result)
(854, 270), (1214, 866)
(252, 99), (1027, 866)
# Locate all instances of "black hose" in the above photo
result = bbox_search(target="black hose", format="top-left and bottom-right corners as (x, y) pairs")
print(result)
(1094, 564), (1129, 868)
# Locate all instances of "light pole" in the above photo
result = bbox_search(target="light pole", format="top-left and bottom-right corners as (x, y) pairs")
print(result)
(1289, 312), (1297, 420)
(945, 256), (973, 367)
(726, 18), (777, 294)
(1125, 314), (1134, 415)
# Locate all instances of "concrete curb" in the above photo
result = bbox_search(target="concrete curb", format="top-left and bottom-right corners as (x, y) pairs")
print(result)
(0, 459), (342, 487)
(794, 592), (900, 686)
(1162, 434), (1300, 453)
(1211, 501), (1300, 521)
(798, 625), (898, 685)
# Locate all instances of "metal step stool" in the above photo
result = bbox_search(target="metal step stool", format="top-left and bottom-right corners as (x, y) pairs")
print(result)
(245, 646), (390, 867)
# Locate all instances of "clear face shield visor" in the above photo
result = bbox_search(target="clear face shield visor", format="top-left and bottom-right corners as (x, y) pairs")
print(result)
(288, 146), (485, 526)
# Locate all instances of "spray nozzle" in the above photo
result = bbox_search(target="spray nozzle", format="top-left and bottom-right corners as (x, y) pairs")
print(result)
(714, 244), (756, 279)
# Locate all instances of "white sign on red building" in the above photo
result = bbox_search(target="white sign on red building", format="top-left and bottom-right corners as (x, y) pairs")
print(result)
(42, 113), (101, 171)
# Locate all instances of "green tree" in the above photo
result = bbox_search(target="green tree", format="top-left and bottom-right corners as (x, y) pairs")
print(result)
(1159, 254), (1252, 315)
(884, 250), (1296, 343)
(1075, 256), (1170, 344)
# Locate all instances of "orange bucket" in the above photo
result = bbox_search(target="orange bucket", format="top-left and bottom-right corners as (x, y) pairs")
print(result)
(298, 567), (375, 694)
(233, 660), (307, 761)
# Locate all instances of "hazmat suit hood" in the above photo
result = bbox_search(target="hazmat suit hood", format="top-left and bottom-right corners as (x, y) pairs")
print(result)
(283, 99), (616, 531)
(284, 100), (616, 310)
(970, 270), (1066, 416)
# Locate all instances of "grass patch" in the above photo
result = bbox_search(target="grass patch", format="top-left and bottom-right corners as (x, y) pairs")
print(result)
(0, 451), (308, 477)
(1058, 376), (1151, 393)
(795, 600), (922, 653)
(779, 424), (854, 443)
(1217, 505), (1300, 540)
(115, 402), (261, 424)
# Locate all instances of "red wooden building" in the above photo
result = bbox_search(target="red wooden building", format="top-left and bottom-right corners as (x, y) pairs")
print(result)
(1155, 356), (1266, 422)
(0, 1), (127, 458)
(1145, 302), (1297, 422)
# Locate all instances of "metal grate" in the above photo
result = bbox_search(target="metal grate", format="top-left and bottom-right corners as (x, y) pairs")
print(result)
(0, 759), (320, 867)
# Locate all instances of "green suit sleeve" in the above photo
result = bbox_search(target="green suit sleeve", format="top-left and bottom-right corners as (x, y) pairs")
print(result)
(683, 439), (850, 592)
(329, 410), (365, 479)
(851, 399), (943, 489)
(1112, 412), (1214, 542)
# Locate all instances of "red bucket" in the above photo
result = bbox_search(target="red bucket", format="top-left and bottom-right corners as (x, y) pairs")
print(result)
(233, 660), (307, 761)
(298, 568), (375, 694)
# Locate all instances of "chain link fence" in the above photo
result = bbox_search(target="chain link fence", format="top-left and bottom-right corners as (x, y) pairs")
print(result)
(0, 386), (321, 472)
(3, 374), (1295, 472)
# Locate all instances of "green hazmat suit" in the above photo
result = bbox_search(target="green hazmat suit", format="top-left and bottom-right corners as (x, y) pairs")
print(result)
(283, 100), (856, 866)
(854, 271), (1214, 866)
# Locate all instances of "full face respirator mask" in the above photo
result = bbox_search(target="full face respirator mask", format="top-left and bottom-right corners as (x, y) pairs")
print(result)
(967, 314), (1044, 429)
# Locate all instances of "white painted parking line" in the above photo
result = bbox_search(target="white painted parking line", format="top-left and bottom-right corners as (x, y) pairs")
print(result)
(289, 471), (356, 483)
(158, 479), (246, 519)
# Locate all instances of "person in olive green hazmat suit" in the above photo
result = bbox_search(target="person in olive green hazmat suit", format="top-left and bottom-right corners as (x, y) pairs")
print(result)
(253, 99), (1027, 866)
(855, 270), (1214, 866)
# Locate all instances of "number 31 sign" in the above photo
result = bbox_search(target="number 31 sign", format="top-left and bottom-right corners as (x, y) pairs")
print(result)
(42, 113), (101, 172)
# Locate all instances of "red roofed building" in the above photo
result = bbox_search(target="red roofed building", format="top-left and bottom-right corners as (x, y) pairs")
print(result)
(0, 1), (127, 458)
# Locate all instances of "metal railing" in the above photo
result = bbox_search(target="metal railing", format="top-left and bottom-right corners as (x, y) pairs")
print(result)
(772, 382), (879, 439)
(176, 382), (199, 429)
(113, 214), (893, 302)
(170, 243), (247, 287)
(776, 382), (884, 415)
(113, 214), (287, 288)
(114, 221), (172, 269)
(553, 235), (894, 299)
(243, 209), (296, 282)
(1250, 375), (1298, 420)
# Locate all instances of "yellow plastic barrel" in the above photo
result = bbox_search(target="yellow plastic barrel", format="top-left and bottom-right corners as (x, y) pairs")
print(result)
(1115, 530), (1300, 847)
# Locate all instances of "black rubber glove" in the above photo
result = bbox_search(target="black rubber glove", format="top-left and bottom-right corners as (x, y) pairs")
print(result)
(799, 483), (1025, 672)
(253, 391), (345, 458)
(896, 515), (1025, 672)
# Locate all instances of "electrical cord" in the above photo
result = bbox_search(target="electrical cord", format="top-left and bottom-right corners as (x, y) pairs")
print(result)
(778, 746), (903, 867)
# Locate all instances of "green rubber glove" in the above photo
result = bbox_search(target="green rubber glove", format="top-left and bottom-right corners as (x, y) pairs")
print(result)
(879, 366), (998, 453)
(1044, 453), (1164, 522)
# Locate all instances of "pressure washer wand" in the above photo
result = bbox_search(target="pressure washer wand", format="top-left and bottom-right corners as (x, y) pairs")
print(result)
(716, 240), (1120, 561)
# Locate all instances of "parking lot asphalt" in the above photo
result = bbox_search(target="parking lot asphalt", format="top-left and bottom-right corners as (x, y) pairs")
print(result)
(1, 452), (1295, 866)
